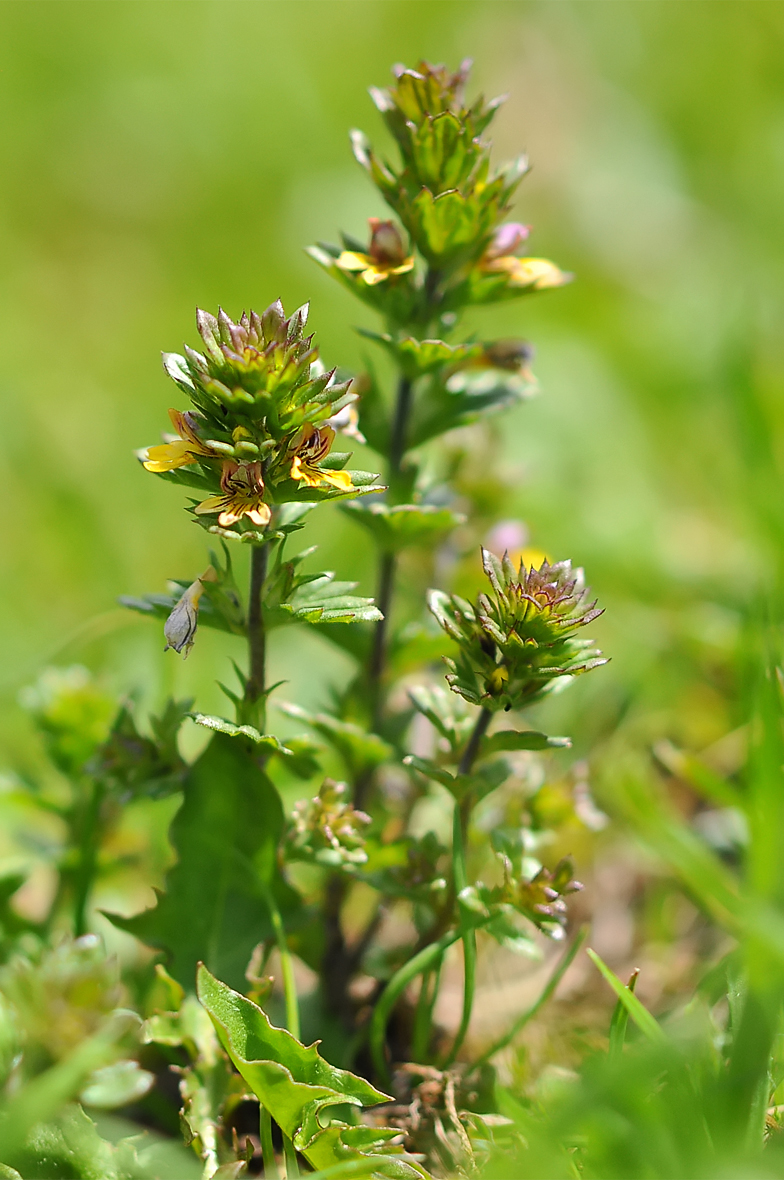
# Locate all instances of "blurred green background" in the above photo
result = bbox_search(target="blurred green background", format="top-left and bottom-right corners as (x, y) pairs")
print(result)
(2, 0), (783, 790)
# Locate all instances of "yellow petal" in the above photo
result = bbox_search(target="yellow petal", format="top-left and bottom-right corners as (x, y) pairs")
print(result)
(336, 251), (373, 272)
(323, 470), (354, 491)
(362, 268), (390, 286)
(194, 495), (227, 515)
(290, 455), (320, 487)
(143, 440), (196, 472)
(390, 257), (415, 276)
(489, 256), (569, 290)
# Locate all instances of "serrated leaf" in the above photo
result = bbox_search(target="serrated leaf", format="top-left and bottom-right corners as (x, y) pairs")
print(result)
(106, 734), (301, 991)
(189, 713), (292, 756)
(480, 730), (572, 757)
(342, 501), (464, 554)
(269, 573), (382, 627)
(409, 366), (536, 449)
(197, 967), (427, 1177)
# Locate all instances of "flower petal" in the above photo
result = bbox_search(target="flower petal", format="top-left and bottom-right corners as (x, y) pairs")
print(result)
(143, 440), (196, 472)
(336, 251), (373, 272)
(194, 495), (227, 515)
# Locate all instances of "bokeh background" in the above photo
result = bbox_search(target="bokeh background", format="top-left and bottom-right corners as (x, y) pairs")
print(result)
(2, 0), (784, 1038)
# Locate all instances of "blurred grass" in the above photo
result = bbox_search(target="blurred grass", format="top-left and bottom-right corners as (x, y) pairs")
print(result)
(1, 0), (783, 788)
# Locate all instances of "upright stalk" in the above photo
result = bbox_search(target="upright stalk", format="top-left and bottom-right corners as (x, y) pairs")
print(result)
(260, 1106), (279, 1180)
(443, 706), (491, 1065)
(264, 886), (300, 1040)
(246, 542), (268, 721)
(362, 372), (413, 748)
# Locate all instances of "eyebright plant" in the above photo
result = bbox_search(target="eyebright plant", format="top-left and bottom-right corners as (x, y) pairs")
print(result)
(0, 60), (608, 1179)
(122, 55), (606, 1178)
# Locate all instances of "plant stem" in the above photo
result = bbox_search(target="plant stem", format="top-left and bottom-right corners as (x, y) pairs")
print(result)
(411, 953), (444, 1062)
(370, 916), (494, 1085)
(260, 1105), (279, 1180)
(458, 707), (492, 777)
(73, 779), (106, 937)
(265, 886), (300, 1040)
(283, 1136), (301, 1178)
(473, 925), (588, 1068)
(389, 374), (413, 479)
(246, 542), (268, 720)
(441, 707), (492, 1066)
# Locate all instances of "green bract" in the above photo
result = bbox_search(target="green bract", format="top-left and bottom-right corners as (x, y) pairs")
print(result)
(429, 547), (607, 711)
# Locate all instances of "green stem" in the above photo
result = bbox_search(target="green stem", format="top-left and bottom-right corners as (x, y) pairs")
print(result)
(370, 927), (463, 1085)
(389, 374), (413, 481)
(441, 707), (492, 1065)
(265, 886), (300, 1040)
(73, 779), (106, 937)
(246, 541), (268, 724)
(283, 1135), (301, 1178)
(473, 925), (588, 1068)
(260, 1105), (279, 1180)
(370, 913), (495, 1085)
(411, 952), (444, 1062)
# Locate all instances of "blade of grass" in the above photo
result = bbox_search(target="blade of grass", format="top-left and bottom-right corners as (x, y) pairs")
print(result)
(608, 966), (640, 1059)
(587, 948), (666, 1045)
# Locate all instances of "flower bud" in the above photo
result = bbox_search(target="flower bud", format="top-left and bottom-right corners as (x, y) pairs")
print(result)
(163, 568), (216, 658)
(485, 222), (530, 261)
(367, 218), (408, 266)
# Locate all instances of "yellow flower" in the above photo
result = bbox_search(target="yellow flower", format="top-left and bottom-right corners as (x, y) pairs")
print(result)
(336, 218), (414, 287)
(195, 461), (271, 528)
(289, 424), (353, 491)
(478, 221), (569, 291)
(481, 255), (568, 291)
(142, 409), (217, 473)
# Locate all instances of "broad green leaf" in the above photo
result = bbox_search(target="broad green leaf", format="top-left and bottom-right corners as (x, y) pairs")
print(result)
(587, 948), (666, 1045)
(342, 501), (464, 554)
(197, 967), (427, 1177)
(106, 734), (301, 991)
(269, 574), (382, 627)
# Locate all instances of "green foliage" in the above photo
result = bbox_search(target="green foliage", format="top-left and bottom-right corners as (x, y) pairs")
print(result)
(197, 965), (427, 1177)
(107, 734), (301, 992)
(429, 548), (606, 711)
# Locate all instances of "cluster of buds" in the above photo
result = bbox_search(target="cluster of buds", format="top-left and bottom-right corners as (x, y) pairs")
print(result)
(308, 60), (568, 324)
(140, 301), (367, 538)
(482, 855), (582, 935)
(429, 548), (607, 712)
(287, 779), (371, 868)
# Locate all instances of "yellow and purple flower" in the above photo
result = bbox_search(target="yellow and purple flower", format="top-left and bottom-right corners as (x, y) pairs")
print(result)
(480, 222), (569, 291)
(289, 424), (353, 491)
(195, 461), (271, 528)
